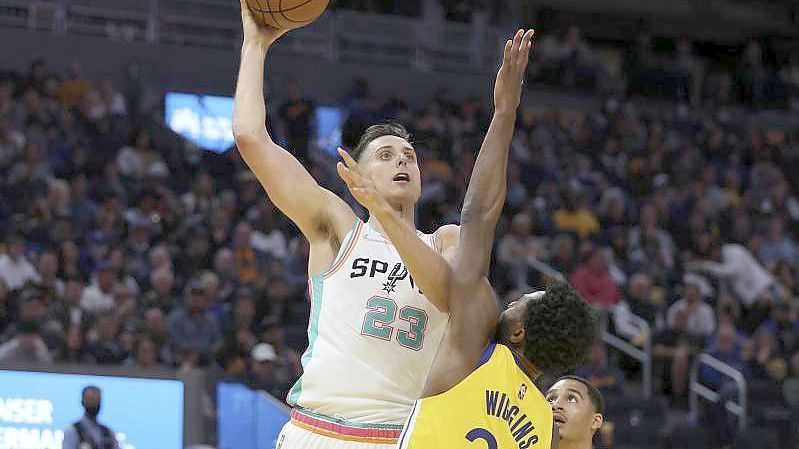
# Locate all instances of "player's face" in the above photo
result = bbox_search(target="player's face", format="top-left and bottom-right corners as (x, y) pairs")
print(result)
(546, 379), (602, 442)
(360, 135), (422, 205)
(495, 291), (542, 344)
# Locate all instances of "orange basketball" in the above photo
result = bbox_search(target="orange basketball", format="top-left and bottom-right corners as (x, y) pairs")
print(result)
(245, 0), (330, 30)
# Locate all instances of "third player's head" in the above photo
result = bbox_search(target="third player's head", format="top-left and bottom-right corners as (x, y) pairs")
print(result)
(351, 123), (422, 207)
(495, 282), (596, 376)
(546, 376), (604, 445)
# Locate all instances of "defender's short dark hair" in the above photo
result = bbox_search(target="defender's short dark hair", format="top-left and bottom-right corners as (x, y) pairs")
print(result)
(351, 123), (412, 161)
(522, 282), (596, 375)
(552, 375), (605, 415)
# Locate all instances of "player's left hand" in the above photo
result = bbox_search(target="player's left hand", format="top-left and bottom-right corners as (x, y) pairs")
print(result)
(337, 148), (387, 212)
(494, 29), (535, 114)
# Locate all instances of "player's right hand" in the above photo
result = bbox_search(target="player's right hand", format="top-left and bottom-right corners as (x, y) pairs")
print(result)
(239, 0), (288, 46)
(336, 148), (387, 212)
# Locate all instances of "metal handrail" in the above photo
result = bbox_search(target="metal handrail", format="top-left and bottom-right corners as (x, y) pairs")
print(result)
(603, 311), (652, 399)
(689, 353), (748, 429)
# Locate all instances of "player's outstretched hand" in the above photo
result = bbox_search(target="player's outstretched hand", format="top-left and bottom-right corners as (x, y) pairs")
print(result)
(337, 148), (387, 212)
(240, 0), (288, 47)
(494, 29), (535, 114)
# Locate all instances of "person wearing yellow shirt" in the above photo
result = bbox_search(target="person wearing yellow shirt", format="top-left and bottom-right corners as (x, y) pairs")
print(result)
(554, 195), (599, 239)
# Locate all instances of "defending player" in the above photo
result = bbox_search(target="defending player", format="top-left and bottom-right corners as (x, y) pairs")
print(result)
(337, 30), (596, 449)
(546, 377), (606, 449)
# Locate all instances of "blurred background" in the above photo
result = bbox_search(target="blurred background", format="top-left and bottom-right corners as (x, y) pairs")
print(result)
(0, 0), (798, 448)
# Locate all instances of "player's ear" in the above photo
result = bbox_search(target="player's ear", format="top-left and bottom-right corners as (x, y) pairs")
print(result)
(509, 325), (526, 345)
(590, 413), (604, 433)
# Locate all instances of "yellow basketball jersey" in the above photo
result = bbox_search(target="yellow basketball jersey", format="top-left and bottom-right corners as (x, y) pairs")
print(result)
(398, 343), (554, 449)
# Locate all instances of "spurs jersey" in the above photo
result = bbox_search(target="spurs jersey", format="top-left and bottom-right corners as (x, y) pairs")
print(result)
(287, 218), (449, 431)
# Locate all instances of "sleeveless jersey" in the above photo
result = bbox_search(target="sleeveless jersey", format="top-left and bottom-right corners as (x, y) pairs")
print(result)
(398, 343), (554, 449)
(287, 218), (449, 429)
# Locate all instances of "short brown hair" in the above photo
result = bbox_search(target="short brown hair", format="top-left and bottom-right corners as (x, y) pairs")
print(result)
(351, 123), (412, 161)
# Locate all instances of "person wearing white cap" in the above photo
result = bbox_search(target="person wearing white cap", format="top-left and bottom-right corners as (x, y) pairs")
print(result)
(250, 343), (286, 398)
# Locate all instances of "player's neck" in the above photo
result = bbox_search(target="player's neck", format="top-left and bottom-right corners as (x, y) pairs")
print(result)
(558, 439), (593, 449)
(507, 345), (540, 382)
(367, 203), (416, 234)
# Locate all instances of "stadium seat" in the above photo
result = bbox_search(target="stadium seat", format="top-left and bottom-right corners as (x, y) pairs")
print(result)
(603, 395), (667, 447)
(662, 423), (712, 449)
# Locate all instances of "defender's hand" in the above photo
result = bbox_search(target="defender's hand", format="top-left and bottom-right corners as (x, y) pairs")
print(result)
(336, 148), (387, 212)
(494, 29), (535, 114)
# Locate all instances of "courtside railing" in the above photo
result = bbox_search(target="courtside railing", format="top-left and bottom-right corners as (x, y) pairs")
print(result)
(689, 353), (748, 429)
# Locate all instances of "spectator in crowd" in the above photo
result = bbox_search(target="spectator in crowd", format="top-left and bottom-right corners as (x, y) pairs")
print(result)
(141, 268), (178, 314)
(575, 342), (625, 397)
(166, 279), (222, 364)
(278, 80), (314, 167)
(0, 234), (40, 291)
(701, 324), (750, 389)
(554, 193), (600, 240)
(570, 247), (622, 309)
(125, 335), (162, 370)
(86, 311), (125, 364)
(36, 249), (64, 298)
(759, 217), (798, 269)
(142, 307), (172, 365)
(666, 275), (716, 339)
(687, 241), (777, 309)
(249, 342), (290, 399)
(653, 307), (703, 401)
(756, 301), (797, 356)
(258, 318), (302, 386)
(80, 261), (116, 313)
(0, 320), (52, 364)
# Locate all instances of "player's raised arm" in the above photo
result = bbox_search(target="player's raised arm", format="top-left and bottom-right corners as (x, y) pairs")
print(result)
(452, 29), (534, 288)
(336, 149), (454, 312)
(233, 0), (354, 243)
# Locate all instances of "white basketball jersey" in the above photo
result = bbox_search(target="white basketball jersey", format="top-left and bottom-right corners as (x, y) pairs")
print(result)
(287, 218), (449, 425)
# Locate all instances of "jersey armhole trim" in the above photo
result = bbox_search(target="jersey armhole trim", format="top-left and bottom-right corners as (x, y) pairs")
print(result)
(321, 218), (364, 279)
(476, 342), (497, 369)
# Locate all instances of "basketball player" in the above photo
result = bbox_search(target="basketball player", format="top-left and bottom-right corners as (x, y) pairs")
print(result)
(232, 3), (542, 448)
(546, 376), (605, 449)
(337, 30), (596, 448)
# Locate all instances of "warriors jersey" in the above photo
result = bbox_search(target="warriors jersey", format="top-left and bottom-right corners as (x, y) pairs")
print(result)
(398, 343), (554, 449)
(287, 218), (449, 440)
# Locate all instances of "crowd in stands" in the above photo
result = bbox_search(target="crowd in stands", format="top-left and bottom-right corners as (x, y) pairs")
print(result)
(1, 40), (799, 446)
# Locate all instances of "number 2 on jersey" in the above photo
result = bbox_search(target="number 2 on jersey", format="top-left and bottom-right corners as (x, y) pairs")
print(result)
(362, 297), (427, 350)
(466, 428), (498, 449)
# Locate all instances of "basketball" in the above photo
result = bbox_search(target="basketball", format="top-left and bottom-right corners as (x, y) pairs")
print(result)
(245, 0), (330, 30)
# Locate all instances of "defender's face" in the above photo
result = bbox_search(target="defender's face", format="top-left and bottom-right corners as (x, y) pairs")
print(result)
(359, 135), (421, 206)
(546, 379), (602, 442)
(496, 291), (543, 343)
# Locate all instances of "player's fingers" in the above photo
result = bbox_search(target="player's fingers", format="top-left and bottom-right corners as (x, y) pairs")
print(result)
(337, 147), (360, 171)
(512, 29), (524, 54)
(517, 29), (535, 71)
(502, 39), (512, 65)
(336, 162), (353, 186)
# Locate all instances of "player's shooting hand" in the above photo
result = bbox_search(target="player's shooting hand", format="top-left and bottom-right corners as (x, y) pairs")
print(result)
(239, 0), (288, 46)
(494, 29), (535, 114)
(337, 148), (387, 212)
